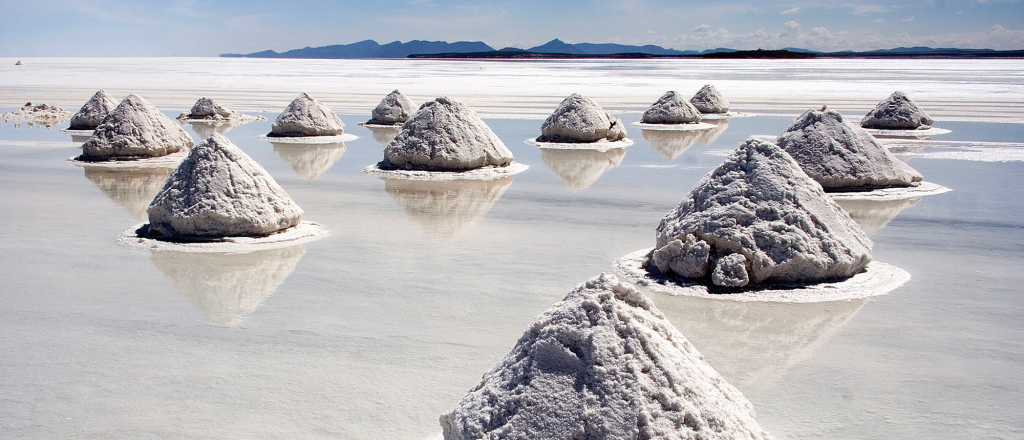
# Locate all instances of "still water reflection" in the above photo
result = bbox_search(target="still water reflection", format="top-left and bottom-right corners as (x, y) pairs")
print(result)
(380, 177), (514, 238)
(81, 166), (173, 221)
(835, 198), (922, 237)
(271, 142), (347, 181)
(539, 148), (626, 191)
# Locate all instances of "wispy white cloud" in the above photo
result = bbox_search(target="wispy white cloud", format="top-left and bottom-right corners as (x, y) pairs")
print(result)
(854, 5), (888, 15)
(781, 7), (801, 14)
(901, 16), (917, 22)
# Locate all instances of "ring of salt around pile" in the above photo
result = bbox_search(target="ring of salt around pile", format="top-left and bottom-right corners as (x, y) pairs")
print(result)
(525, 137), (633, 152)
(613, 248), (911, 303)
(358, 122), (404, 128)
(862, 127), (951, 138)
(60, 129), (95, 136)
(696, 111), (749, 120)
(827, 181), (951, 202)
(362, 162), (529, 181)
(117, 221), (329, 253)
(255, 133), (358, 144)
(67, 149), (188, 169)
(179, 115), (264, 124)
(630, 121), (716, 131)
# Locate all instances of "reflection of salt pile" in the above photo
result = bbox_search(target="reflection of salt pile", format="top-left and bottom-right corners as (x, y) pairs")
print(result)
(270, 93), (346, 137)
(79, 94), (193, 161)
(699, 119), (730, 144)
(1, 102), (73, 126)
(382, 96), (514, 171)
(652, 139), (872, 287)
(641, 91), (703, 124)
(368, 125), (401, 147)
(540, 147), (625, 191)
(367, 90), (417, 125)
(652, 295), (866, 389)
(440, 274), (773, 440)
(68, 90), (119, 130)
(776, 106), (923, 189)
(536, 93), (626, 143)
(691, 84), (730, 114)
(861, 91), (934, 129)
(150, 245), (305, 327)
(181, 119), (240, 139)
(146, 133), (303, 238)
(272, 142), (347, 180)
(834, 197), (921, 236)
(82, 166), (173, 220)
(381, 176), (513, 238)
(643, 129), (701, 159)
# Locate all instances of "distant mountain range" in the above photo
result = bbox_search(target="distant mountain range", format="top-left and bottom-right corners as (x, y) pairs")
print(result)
(221, 39), (1024, 59)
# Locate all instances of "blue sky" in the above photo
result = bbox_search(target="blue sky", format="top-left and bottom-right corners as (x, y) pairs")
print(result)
(1, 0), (1021, 56)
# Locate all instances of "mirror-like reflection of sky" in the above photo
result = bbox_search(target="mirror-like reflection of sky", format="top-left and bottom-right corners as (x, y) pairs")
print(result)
(0, 61), (1022, 439)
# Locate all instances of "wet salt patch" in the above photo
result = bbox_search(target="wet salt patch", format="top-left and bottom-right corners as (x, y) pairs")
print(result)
(614, 248), (910, 303)
(362, 162), (529, 181)
(67, 149), (188, 168)
(60, 129), (94, 136)
(882, 139), (1024, 163)
(749, 134), (776, 142)
(629, 121), (716, 131)
(862, 127), (951, 138)
(256, 133), (358, 144)
(634, 164), (680, 169)
(704, 148), (735, 157)
(118, 221), (329, 253)
(526, 138), (633, 151)
(827, 181), (951, 202)
(1, 140), (84, 149)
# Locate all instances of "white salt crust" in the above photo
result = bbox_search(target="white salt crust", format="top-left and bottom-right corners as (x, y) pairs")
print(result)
(363, 162), (528, 181)
(862, 127), (951, 138)
(359, 122), (404, 128)
(630, 121), (717, 131)
(117, 221), (328, 253)
(256, 133), (358, 144)
(60, 129), (95, 136)
(698, 112), (750, 120)
(614, 249), (910, 303)
(178, 114), (264, 124)
(68, 149), (188, 169)
(827, 181), (951, 201)
(525, 137), (633, 151)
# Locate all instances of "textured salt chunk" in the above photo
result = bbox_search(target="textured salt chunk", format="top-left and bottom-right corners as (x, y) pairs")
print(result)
(537, 93), (627, 143)
(270, 93), (345, 137)
(368, 89), (417, 125)
(653, 235), (712, 278)
(861, 91), (934, 129)
(776, 106), (923, 189)
(690, 84), (731, 114)
(642, 91), (703, 124)
(440, 273), (774, 440)
(146, 133), (303, 238)
(69, 90), (119, 130)
(81, 94), (193, 160)
(654, 139), (873, 287)
(382, 96), (514, 171)
(712, 253), (750, 287)
(185, 97), (237, 119)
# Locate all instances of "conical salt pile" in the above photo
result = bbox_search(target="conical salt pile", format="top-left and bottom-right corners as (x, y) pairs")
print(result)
(69, 90), (119, 130)
(440, 273), (774, 440)
(642, 91), (703, 124)
(776, 106), (923, 189)
(270, 93), (345, 137)
(184, 97), (238, 120)
(653, 139), (872, 287)
(368, 90), (417, 125)
(146, 133), (303, 238)
(690, 84), (730, 114)
(15, 60), (23, 66)
(537, 93), (626, 143)
(81, 94), (193, 160)
(382, 96), (514, 171)
(860, 91), (934, 129)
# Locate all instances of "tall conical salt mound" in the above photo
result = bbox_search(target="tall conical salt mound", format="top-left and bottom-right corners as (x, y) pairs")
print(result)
(382, 96), (514, 171)
(440, 273), (774, 440)
(690, 84), (730, 114)
(146, 133), (303, 238)
(270, 93), (345, 137)
(69, 90), (119, 130)
(368, 89), (417, 125)
(185, 97), (238, 120)
(653, 139), (872, 287)
(642, 91), (703, 124)
(81, 94), (193, 160)
(860, 91), (935, 129)
(537, 93), (626, 143)
(776, 106), (923, 189)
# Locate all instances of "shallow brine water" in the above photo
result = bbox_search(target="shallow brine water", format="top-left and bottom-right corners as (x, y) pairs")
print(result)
(0, 58), (1022, 439)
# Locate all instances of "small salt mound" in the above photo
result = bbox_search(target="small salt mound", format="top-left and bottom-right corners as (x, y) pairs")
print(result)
(183, 97), (238, 120)
(776, 106), (923, 189)
(861, 91), (934, 129)
(537, 93), (626, 143)
(653, 139), (872, 288)
(81, 94), (193, 160)
(15, 60), (23, 66)
(270, 93), (345, 137)
(368, 89), (417, 125)
(641, 91), (703, 124)
(69, 90), (119, 130)
(382, 96), (514, 171)
(440, 273), (774, 440)
(146, 133), (303, 238)
(0, 102), (72, 124)
(691, 84), (730, 114)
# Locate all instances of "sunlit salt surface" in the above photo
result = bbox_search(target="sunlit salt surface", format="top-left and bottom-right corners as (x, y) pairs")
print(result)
(0, 59), (1022, 440)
